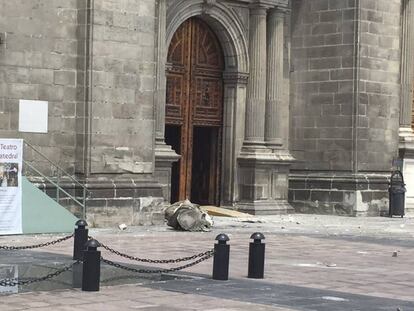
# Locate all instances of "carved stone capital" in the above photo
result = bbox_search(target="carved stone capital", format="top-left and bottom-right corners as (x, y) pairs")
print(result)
(271, 6), (290, 15)
(250, 0), (289, 9)
(249, 7), (268, 16)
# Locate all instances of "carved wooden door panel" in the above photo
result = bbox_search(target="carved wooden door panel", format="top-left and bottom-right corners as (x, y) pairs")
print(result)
(166, 18), (224, 204)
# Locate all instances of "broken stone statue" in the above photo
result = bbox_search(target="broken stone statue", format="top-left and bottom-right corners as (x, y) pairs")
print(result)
(164, 199), (213, 232)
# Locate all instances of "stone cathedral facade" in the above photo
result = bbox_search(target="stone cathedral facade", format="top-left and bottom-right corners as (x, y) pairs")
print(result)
(0, 0), (413, 225)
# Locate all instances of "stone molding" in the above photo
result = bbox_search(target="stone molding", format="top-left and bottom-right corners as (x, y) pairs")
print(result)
(249, 7), (268, 14)
(289, 172), (390, 216)
(289, 172), (390, 184)
(238, 149), (294, 164)
(223, 72), (249, 84)
(203, 0), (216, 13)
(249, 0), (289, 9)
(166, 0), (249, 73)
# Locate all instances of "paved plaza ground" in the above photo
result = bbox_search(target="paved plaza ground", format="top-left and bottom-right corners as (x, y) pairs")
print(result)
(1, 214), (414, 310)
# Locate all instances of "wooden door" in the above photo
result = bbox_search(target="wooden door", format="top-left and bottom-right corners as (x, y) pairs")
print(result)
(165, 18), (224, 205)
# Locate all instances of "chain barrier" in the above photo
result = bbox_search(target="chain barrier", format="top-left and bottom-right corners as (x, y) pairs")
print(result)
(0, 234), (74, 251)
(0, 260), (81, 287)
(0, 233), (214, 287)
(98, 241), (213, 264)
(101, 250), (214, 274)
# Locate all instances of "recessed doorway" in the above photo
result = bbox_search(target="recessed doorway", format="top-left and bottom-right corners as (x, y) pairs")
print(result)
(165, 17), (224, 205)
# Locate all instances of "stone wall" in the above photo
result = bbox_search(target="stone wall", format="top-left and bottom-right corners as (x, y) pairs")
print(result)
(0, 0), (404, 221)
(289, 0), (401, 216)
(290, 0), (356, 171)
(0, 0), (158, 176)
(289, 173), (389, 216)
(0, 0), (164, 226)
(78, 0), (163, 225)
(357, 0), (401, 171)
(86, 0), (157, 175)
(0, 0), (80, 173)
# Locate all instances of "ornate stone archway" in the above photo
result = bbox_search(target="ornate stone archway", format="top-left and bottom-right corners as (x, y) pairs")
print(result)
(155, 0), (250, 205)
(166, 1), (249, 73)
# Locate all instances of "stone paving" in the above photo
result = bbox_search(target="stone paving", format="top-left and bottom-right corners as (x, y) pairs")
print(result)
(1, 214), (414, 310)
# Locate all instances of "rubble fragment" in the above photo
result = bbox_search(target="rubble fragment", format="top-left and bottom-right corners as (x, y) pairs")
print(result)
(118, 224), (127, 230)
(164, 200), (213, 232)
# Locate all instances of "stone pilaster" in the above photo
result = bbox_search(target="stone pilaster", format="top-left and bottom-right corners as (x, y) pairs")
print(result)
(243, 6), (268, 148)
(399, 0), (414, 140)
(155, 0), (167, 145)
(399, 0), (414, 216)
(154, 0), (180, 203)
(222, 72), (249, 205)
(265, 8), (285, 149)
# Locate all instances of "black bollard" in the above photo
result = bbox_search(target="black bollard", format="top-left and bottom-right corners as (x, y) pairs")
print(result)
(212, 233), (230, 281)
(248, 232), (265, 279)
(73, 220), (89, 260)
(82, 239), (101, 292)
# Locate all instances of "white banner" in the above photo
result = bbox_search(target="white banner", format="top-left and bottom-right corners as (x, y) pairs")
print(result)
(0, 139), (22, 235)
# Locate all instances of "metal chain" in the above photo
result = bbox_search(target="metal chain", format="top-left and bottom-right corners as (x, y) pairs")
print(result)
(99, 241), (213, 264)
(0, 234), (74, 250)
(101, 251), (214, 274)
(0, 260), (80, 287)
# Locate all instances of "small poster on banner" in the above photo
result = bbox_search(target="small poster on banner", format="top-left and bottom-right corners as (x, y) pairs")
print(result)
(0, 139), (23, 235)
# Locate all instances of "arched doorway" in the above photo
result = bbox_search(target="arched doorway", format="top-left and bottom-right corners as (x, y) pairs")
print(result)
(165, 17), (224, 205)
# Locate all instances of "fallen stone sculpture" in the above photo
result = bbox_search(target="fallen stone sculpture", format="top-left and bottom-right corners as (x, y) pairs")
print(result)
(164, 199), (213, 232)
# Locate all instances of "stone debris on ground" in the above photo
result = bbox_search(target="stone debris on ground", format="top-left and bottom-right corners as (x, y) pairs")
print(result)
(118, 223), (127, 230)
(237, 217), (265, 223)
(164, 199), (213, 232)
(199, 206), (254, 218)
(164, 201), (268, 231)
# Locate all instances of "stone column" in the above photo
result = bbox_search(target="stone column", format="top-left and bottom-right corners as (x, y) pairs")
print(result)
(243, 6), (267, 149)
(237, 4), (293, 215)
(155, 0), (167, 146)
(265, 8), (285, 149)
